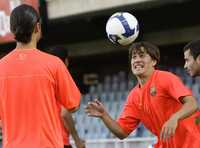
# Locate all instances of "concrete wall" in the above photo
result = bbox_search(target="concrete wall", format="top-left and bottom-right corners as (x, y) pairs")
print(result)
(46, 0), (156, 19)
(66, 25), (200, 57)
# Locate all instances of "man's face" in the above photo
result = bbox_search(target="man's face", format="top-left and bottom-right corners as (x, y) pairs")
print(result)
(131, 48), (156, 77)
(184, 49), (200, 77)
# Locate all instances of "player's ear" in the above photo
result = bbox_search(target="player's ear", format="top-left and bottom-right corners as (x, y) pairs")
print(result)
(34, 22), (41, 33)
(152, 59), (157, 67)
(196, 55), (200, 65)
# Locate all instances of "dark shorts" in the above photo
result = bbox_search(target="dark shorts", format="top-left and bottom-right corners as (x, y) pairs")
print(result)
(64, 145), (72, 148)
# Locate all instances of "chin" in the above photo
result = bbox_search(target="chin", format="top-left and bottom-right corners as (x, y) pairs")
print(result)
(132, 69), (145, 76)
(188, 71), (197, 77)
(133, 72), (144, 77)
(191, 73), (198, 78)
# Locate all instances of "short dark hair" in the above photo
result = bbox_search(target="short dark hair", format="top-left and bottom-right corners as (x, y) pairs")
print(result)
(10, 4), (40, 43)
(48, 46), (69, 62)
(129, 41), (160, 64)
(183, 40), (200, 60)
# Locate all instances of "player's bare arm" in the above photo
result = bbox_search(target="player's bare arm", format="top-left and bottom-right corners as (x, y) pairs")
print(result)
(85, 99), (128, 139)
(61, 108), (85, 148)
(160, 95), (198, 141)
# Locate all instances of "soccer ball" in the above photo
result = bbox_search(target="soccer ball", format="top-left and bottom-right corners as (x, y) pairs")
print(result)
(106, 12), (139, 46)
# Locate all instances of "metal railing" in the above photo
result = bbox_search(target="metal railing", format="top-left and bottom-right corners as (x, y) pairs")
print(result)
(71, 137), (156, 148)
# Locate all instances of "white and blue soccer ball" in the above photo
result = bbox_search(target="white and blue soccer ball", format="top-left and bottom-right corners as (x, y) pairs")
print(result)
(106, 12), (139, 46)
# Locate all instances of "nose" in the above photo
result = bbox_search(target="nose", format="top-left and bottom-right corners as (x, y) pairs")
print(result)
(131, 58), (140, 65)
(132, 55), (142, 63)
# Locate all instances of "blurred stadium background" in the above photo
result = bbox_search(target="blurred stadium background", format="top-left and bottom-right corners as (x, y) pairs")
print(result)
(0, 0), (200, 148)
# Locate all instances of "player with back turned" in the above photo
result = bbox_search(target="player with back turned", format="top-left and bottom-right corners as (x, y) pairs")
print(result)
(0, 4), (81, 148)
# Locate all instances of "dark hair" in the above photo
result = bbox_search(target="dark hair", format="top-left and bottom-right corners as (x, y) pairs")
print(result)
(183, 40), (200, 60)
(129, 41), (160, 64)
(48, 46), (69, 62)
(10, 4), (40, 43)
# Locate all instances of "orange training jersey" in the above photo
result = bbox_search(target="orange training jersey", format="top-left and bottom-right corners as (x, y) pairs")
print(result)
(117, 70), (200, 148)
(0, 49), (81, 148)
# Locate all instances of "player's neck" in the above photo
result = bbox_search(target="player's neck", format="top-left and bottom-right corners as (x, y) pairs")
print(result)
(137, 68), (155, 87)
(16, 41), (37, 50)
(138, 77), (150, 87)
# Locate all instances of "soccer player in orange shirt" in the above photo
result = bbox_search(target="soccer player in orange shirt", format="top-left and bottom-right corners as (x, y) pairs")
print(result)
(85, 41), (200, 148)
(183, 39), (200, 122)
(48, 47), (85, 148)
(0, 4), (81, 148)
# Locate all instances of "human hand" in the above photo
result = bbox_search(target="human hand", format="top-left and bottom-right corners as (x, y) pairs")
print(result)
(160, 116), (178, 141)
(75, 138), (86, 148)
(85, 99), (106, 118)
